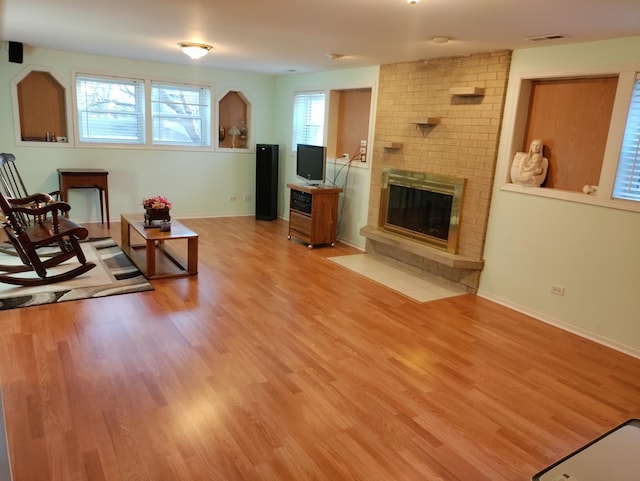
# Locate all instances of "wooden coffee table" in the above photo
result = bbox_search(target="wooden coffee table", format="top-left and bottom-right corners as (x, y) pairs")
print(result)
(120, 213), (198, 279)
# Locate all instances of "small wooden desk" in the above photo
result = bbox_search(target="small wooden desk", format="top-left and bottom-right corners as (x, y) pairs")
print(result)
(120, 213), (198, 279)
(57, 168), (110, 227)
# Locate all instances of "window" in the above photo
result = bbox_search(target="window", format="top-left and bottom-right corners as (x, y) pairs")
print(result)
(151, 83), (211, 147)
(74, 73), (213, 149)
(76, 74), (145, 144)
(613, 74), (640, 202)
(292, 91), (325, 149)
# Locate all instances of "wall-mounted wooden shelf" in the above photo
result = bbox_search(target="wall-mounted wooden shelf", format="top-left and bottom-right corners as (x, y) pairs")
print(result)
(449, 87), (485, 96)
(412, 117), (441, 126)
(380, 142), (402, 149)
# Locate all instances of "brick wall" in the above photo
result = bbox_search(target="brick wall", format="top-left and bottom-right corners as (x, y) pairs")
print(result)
(368, 51), (511, 260)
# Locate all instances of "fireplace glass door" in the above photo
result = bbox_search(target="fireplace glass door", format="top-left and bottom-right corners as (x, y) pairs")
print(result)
(387, 185), (453, 241)
(379, 169), (465, 253)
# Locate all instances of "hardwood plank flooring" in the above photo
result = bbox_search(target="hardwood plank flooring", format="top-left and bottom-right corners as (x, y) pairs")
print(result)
(1, 216), (639, 481)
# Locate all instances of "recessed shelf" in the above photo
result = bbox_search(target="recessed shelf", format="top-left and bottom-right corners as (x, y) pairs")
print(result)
(380, 142), (402, 149)
(412, 117), (441, 126)
(218, 90), (250, 150)
(16, 70), (68, 142)
(449, 87), (485, 96)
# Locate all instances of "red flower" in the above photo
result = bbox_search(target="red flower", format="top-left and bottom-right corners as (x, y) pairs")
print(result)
(142, 195), (172, 210)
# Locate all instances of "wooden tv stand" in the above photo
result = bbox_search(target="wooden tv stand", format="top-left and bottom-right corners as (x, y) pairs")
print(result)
(287, 183), (343, 248)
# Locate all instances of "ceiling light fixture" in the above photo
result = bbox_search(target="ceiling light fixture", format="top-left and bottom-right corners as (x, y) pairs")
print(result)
(326, 53), (344, 60)
(407, 0), (419, 4)
(433, 36), (449, 44)
(178, 42), (212, 60)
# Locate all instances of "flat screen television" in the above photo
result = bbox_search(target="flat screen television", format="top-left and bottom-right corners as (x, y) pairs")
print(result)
(296, 144), (326, 185)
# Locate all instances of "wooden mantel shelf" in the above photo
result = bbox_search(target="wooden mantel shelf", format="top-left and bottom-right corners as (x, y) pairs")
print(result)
(449, 86), (485, 96)
(412, 117), (441, 126)
(359, 225), (484, 270)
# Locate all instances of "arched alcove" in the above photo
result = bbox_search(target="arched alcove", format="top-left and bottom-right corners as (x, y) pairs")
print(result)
(217, 90), (252, 151)
(13, 68), (69, 143)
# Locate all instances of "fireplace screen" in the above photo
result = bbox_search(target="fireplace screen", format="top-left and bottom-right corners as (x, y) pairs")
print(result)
(387, 185), (453, 241)
(379, 169), (465, 253)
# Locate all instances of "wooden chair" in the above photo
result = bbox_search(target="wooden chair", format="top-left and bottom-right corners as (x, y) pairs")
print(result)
(0, 190), (96, 286)
(0, 152), (63, 257)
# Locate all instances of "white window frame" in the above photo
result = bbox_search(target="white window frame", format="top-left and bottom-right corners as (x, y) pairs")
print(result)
(499, 68), (640, 213)
(292, 91), (326, 151)
(71, 71), (214, 151)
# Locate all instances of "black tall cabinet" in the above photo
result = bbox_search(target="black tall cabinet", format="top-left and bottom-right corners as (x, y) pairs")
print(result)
(255, 144), (279, 220)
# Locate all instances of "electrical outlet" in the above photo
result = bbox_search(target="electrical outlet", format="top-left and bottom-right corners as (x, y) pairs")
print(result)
(551, 474), (577, 481)
(244, 193), (251, 202)
(551, 285), (565, 296)
(360, 147), (366, 154)
(360, 140), (367, 147)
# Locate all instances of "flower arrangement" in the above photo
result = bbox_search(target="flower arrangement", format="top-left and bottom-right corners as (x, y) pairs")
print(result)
(142, 195), (172, 210)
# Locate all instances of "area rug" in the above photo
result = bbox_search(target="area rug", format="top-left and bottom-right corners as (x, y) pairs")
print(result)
(0, 238), (153, 310)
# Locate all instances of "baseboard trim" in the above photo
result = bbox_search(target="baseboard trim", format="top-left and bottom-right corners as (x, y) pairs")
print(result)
(477, 290), (640, 360)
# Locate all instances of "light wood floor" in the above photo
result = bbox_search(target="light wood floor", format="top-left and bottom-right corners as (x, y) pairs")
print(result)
(1, 216), (639, 481)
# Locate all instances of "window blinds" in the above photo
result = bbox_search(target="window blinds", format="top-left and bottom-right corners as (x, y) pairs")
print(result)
(292, 91), (325, 149)
(151, 83), (211, 147)
(613, 74), (640, 201)
(76, 74), (145, 144)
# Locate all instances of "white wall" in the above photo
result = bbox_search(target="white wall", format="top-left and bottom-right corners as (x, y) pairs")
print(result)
(272, 67), (380, 249)
(479, 37), (640, 357)
(1, 48), (378, 250)
(0, 48), (277, 222)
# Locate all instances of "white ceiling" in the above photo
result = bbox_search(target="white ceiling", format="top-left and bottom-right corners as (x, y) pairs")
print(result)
(2, 0), (640, 74)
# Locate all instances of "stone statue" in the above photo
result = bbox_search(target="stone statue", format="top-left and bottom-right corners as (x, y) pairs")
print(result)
(510, 139), (548, 187)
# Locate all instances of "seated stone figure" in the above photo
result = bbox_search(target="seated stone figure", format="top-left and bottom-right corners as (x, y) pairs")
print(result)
(510, 139), (548, 187)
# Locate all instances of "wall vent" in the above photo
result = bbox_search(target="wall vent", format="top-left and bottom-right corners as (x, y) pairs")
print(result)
(525, 33), (566, 42)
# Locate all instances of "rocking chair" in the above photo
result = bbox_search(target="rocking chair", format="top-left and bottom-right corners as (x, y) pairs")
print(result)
(0, 190), (96, 286)
(0, 152), (63, 257)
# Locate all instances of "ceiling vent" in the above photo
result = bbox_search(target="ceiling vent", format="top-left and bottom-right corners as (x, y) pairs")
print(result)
(525, 33), (566, 42)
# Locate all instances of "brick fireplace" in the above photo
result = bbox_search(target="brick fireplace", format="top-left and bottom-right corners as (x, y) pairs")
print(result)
(361, 51), (511, 293)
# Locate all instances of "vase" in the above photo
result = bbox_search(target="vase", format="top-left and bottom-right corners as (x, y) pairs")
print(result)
(144, 208), (171, 227)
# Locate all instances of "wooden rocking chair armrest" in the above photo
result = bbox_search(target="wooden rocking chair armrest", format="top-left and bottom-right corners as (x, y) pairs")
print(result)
(8, 200), (72, 217)
(7, 193), (54, 206)
(48, 190), (62, 201)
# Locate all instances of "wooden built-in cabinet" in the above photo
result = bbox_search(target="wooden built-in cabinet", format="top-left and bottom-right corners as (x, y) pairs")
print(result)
(287, 183), (343, 248)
